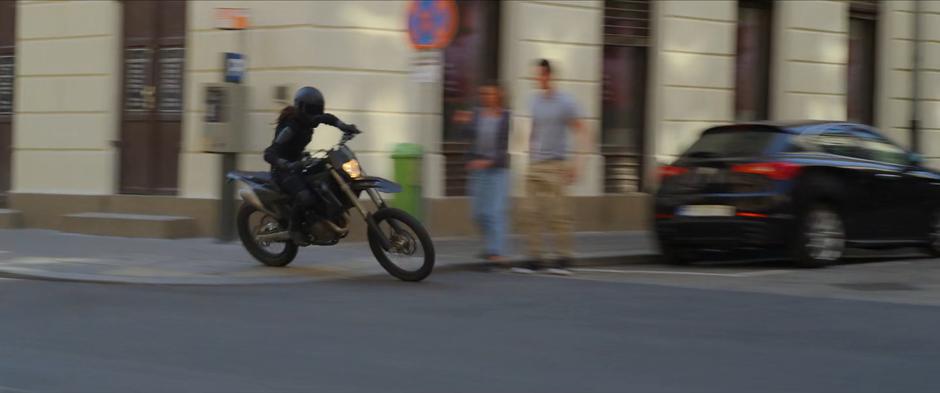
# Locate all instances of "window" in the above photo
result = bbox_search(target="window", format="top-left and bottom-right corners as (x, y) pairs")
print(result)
(441, 0), (500, 196)
(847, 0), (878, 124)
(805, 133), (867, 159)
(854, 129), (909, 165)
(602, 0), (651, 193)
(860, 138), (908, 165)
(735, 0), (772, 121)
(0, 0), (12, 194)
(683, 130), (780, 158)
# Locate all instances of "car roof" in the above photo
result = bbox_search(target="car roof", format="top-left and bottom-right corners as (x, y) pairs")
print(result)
(707, 120), (869, 135)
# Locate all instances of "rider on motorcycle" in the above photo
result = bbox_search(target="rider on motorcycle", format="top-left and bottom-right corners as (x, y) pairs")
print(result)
(264, 86), (352, 244)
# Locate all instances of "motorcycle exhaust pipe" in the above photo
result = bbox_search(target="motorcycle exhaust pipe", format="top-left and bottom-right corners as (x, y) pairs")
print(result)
(324, 213), (350, 237)
(239, 189), (278, 218)
(255, 231), (290, 243)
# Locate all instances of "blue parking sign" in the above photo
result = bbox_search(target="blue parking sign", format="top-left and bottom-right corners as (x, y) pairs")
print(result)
(224, 52), (245, 84)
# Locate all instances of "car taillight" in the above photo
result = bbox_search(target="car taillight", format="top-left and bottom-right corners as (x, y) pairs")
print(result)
(658, 166), (688, 180)
(731, 162), (802, 180)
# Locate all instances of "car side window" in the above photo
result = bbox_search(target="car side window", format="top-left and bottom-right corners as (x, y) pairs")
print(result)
(858, 137), (909, 166)
(804, 132), (866, 159)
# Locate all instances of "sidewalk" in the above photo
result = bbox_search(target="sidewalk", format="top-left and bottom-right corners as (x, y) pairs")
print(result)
(0, 229), (657, 285)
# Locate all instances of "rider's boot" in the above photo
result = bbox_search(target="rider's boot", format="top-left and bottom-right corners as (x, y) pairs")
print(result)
(288, 204), (308, 245)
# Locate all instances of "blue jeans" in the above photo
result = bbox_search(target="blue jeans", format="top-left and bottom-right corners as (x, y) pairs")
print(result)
(470, 168), (510, 256)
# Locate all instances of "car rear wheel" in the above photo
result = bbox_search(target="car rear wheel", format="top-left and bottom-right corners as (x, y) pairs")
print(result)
(659, 244), (695, 265)
(928, 210), (940, 257)
(793, 205), (845, 268)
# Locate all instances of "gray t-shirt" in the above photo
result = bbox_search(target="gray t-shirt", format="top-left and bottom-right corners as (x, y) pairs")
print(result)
(474, 113), (503, 160)
(529, 91), (581, 162)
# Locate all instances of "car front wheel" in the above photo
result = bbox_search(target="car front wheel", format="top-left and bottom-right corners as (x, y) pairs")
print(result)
(793, 205), (845, 268)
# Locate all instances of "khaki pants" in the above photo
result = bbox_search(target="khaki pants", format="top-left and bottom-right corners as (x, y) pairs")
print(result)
(524, 160), (573, 259)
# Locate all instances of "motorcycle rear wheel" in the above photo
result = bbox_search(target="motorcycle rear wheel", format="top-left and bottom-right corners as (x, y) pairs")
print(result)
(237, 203), (298, 267)
(367, 208), (435, 282)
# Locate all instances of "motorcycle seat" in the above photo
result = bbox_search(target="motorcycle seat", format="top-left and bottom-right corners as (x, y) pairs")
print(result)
(231, 171), (272, 183)
(228, 171), (282, 193)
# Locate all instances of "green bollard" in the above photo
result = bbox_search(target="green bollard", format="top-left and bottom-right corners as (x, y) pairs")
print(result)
(391, 143), (424, 219)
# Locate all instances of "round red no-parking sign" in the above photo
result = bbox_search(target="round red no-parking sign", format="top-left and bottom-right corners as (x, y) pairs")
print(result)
(407, 0), (458, 50)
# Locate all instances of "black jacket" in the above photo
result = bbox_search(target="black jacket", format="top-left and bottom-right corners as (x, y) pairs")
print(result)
(264, 116), (313, 174)
(463, 108), (511, 168)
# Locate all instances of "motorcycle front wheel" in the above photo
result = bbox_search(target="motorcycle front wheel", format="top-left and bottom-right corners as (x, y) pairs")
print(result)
(237, 202), (298, 267)
(367, 208), (435, 282)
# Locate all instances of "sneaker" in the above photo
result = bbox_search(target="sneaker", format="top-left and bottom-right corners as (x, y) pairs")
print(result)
(511, 266), (536, 274)
(545, 267), (573, 276)
(511, 261), (541, 274)
(544, 258), (573, 276)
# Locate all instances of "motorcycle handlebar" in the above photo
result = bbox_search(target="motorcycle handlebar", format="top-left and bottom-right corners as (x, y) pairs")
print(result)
(334, 120), (360, 135)
(334, 120), (361, 146)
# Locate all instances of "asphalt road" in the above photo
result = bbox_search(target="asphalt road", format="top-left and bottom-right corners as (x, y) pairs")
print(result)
(2, 257), (940, 393)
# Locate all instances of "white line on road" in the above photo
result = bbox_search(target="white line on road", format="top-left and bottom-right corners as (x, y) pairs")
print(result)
(571, 268), (792, 278)
(0, 384), (32, 393)
(730, 270), (793, 277)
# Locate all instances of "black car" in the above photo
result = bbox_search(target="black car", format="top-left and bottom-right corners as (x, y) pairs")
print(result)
(654, 120), (940, 267)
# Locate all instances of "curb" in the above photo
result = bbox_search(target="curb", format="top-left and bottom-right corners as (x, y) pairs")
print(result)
(434, 251), (659, 273)
(0, 266), (320, 286)
(0, 252), (661, 285)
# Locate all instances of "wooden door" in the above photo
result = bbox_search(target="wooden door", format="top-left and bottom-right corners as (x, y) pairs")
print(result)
(0, 1), (15, 200)
(441, 0), (500, 196)
(602, 0), (651, 193)
(120, 0), (186, 195)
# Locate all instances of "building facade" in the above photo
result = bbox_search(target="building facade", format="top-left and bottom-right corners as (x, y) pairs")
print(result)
(1, 0), (938, 237)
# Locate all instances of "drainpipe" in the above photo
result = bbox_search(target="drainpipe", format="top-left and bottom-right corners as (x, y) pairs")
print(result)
(910, 0), (922, 153)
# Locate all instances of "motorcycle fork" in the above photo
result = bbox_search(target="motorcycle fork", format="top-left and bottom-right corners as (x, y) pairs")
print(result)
(329, 169), (393, 250)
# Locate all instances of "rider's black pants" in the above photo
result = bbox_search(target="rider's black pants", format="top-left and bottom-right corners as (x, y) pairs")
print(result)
(273, 172), (316, 231)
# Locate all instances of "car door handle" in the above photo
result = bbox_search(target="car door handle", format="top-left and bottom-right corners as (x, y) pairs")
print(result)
(875, 173), (902, 179)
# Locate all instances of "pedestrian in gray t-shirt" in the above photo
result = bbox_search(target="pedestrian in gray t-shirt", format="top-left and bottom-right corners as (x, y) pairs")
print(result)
(515, 59), (587, 275)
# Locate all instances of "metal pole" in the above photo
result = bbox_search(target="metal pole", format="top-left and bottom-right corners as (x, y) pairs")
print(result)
(910, 0), (922, 153)
(217, 22), (248, 242)
(218, 152), (237, 242)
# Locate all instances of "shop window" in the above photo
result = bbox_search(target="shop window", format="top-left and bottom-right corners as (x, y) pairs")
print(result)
(602, 0), (651, 193)
(735, 0), (772, 121)
(442, 0), (500, 196)
(847, 0), (878, 125)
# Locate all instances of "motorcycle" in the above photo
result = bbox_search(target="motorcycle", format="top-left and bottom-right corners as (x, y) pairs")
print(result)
(226, 123), (435, 282)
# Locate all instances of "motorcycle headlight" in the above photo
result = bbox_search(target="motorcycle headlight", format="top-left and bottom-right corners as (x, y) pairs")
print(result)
(341, 159), (362, 179)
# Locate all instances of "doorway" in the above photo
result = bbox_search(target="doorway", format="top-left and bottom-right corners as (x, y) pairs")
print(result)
(120, 0), (186, 195)
(0, 1), (15, 201)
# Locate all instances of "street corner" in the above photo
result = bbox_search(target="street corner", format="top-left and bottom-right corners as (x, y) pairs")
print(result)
(0, 254), (375, 286)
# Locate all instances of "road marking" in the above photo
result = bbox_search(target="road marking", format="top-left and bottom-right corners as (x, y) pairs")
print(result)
(731, 269), (793, 277)
(571, 268), (792, 278)
(0, 384), (31, 392)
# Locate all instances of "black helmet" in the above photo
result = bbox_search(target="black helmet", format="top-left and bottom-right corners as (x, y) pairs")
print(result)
(293, 86), (325, 123)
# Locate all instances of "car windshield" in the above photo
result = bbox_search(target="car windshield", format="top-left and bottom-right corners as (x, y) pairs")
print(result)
(683, 129), (781, 159)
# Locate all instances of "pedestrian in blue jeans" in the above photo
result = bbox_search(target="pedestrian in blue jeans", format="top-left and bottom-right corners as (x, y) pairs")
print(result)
(454, 83), (511, 267)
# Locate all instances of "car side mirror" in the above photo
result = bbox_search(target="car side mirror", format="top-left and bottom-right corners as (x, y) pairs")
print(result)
(909, 152), (924, 167)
